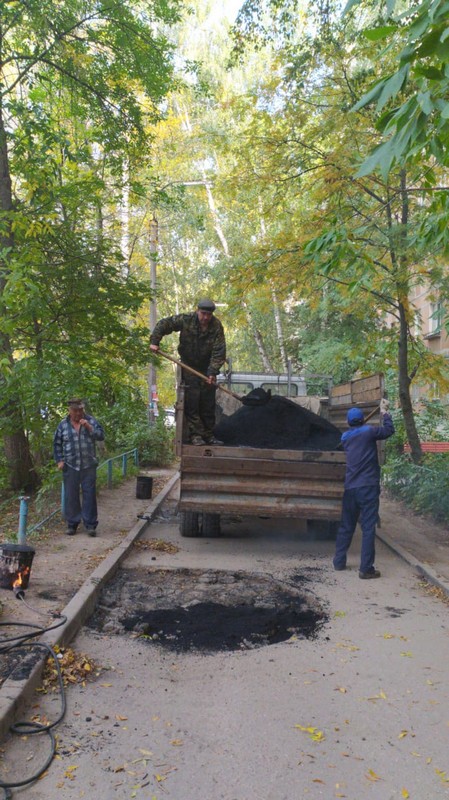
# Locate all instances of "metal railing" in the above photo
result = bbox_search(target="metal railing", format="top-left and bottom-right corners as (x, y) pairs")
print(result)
(14, 448), (139, 543)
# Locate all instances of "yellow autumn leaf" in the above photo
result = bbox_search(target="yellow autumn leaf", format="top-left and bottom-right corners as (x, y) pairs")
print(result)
(401, 790), (409, 798)
(398, 730), (408, 739)
(382, 633), (394, 639)
(139, 749), (153, 756)
(294, 724), (325, 742)
(334, 611), (346, 617)
(100, 683), (113, 687)
(401, 651), (413, 658)
(336, 687), (347, 693)
(366, 769), (381, 782)
(170, 739), (184, 746)
(155, 774), (167, 782)
(367, 690), (387, 701)
(115, 714), (128, 721)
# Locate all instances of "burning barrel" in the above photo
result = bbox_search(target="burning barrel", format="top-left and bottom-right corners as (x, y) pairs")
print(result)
(0, 543), (35, 592)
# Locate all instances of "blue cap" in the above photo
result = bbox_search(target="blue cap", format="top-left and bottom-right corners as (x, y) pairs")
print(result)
(347, 407), (364, 426)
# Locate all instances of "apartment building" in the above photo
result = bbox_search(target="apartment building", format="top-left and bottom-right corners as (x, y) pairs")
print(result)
(410, 284), (449, 403)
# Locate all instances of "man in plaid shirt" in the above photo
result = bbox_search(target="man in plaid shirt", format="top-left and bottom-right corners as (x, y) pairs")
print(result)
(53, 399), (105, 536)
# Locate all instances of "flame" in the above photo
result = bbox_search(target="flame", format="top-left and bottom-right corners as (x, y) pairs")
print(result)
(12, 566), (30, 590)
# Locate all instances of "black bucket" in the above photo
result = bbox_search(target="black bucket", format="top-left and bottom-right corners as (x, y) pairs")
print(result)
(0, 543), (35, 590)
(136, 476), (153, 500)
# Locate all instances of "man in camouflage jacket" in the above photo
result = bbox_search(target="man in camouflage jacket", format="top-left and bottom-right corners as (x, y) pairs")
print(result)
(150, 299), (226, 445)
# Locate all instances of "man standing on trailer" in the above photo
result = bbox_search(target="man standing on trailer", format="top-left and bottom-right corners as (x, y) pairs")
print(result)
(150, 299), (226, 446)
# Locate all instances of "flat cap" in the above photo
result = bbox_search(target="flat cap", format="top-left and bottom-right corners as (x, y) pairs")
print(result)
(68, 398), (85, 409)
(197, 298), (216, 312)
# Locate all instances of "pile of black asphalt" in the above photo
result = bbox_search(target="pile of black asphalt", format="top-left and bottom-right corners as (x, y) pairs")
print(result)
(214, 391), (342, 450)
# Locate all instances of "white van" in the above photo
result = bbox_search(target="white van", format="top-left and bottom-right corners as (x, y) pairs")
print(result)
(217, 370), (308, 397)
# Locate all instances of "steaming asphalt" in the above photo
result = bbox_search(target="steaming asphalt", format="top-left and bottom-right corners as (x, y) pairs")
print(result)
(3, 511), (449, 800)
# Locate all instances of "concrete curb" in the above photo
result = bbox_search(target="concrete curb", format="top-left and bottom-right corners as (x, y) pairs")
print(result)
(0, 471), (180, 742)
(376, 529), (449, 599)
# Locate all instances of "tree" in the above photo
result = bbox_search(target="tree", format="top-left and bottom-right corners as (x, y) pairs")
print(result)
(0, 0), (180, 489)
(345, 0), (449, 176)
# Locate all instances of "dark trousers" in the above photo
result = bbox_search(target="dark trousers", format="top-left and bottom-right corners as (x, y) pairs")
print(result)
(183, 373), (216, 441)
(63, 466), (98, 529)
(333, 485), (380, 573)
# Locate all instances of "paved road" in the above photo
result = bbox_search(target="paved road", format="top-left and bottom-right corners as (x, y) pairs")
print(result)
(1, 509), (448, 800)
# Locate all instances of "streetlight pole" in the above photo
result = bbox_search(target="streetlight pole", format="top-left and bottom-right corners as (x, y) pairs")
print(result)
(148, 216), (158, 424)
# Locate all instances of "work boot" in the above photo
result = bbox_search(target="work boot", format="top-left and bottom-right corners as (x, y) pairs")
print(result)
(190, 435), (206, 445)
(359, 569), (381, 579)
(66, 526), (77, 536)
(86, 528), (97, 537)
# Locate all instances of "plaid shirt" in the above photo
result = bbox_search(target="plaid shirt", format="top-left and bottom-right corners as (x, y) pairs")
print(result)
(53, 414), (105, 470)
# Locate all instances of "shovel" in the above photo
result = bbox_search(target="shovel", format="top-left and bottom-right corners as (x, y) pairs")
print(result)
(155, 350), (271, 407)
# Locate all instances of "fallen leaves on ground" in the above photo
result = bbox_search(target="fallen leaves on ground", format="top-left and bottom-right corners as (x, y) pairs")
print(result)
(40, 646), (100, 691)
(294, 724), (325, 742)
(134, 538), (179, 554)
(365, 769), (381, 782)
(418, 579), (449, 606)
(366, 689), (387, 702)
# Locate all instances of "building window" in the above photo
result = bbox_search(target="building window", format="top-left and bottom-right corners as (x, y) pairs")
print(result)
(429, 301), (443, 335)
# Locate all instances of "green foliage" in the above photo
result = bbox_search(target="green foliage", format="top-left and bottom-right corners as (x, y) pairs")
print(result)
(383, 452), (449, 523)
(348, 0), (449, 174)
(383, 400), (449, 523)
(0, 0), (182, 488)
(125, 415), (175, 468)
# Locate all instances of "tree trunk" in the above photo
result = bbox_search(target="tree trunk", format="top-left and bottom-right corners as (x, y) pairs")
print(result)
(259, 199), (287, 369)
(0, 93), (37, 489)
(397, 302), (422, 464)
(243, 303), (274, 372)
(178, 101), (274, 369)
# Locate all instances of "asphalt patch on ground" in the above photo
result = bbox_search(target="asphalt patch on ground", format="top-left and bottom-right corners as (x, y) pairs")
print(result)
(87, 567), (328, 653)
(0, 643), (42, 686)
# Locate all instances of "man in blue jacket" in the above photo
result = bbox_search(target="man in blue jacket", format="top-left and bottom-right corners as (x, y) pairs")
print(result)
(333, 398), (394, 579)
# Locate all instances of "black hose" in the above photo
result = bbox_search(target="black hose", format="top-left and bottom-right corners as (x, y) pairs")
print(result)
(0, 610), (68, 797)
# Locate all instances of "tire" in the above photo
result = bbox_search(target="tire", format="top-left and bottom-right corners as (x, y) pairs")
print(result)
(180, 511), (201, 537)
(201, 512), (221, 537)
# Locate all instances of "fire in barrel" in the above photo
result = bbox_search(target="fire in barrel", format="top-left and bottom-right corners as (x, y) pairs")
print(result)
(0, 543), (35, 593)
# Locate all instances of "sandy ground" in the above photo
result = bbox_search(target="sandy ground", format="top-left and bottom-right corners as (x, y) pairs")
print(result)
(1, 511), (448, 800)
(0, 469), (175, 632)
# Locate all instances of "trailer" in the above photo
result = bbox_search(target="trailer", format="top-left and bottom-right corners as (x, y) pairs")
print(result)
(175, 373), (384, 537)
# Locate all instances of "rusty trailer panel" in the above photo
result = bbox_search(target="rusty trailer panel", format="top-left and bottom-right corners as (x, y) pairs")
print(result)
(179, 447), (345, 520)
(328, 373), (384, 430)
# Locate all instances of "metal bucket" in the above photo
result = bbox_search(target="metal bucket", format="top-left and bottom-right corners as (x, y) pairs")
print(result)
(136, 476), (153, 500)
(0, 543), (35, 590)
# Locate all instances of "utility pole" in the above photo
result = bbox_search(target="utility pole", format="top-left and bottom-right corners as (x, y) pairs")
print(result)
(148, 216), (159, 424)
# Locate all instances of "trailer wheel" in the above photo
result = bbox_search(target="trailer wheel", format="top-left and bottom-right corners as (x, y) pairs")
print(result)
(180, 511), (201, 537)
(201, 513), (221, 537)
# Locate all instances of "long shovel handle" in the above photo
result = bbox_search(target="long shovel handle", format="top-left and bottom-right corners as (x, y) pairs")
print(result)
(155, 349), (242, 402)
(364, 406), (380, 422)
